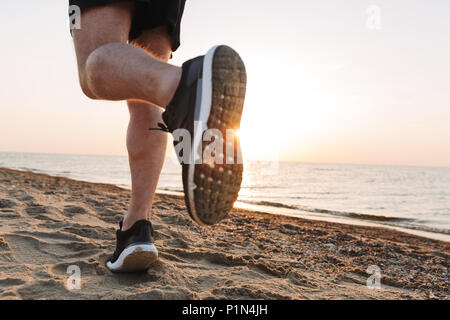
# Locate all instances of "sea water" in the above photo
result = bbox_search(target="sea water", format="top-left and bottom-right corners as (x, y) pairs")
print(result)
(1, 152), (448, 238)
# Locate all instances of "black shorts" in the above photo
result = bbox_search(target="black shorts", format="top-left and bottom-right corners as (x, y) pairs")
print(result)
(69, 0), (186, 52)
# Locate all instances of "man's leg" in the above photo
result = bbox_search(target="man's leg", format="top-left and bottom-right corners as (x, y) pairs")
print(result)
(71, 3), (183, 272)
(125, 103), (167, 230)
(72, 2), (181, 107)
(71, 3), (173, 230)
(123, 27), (172, 230)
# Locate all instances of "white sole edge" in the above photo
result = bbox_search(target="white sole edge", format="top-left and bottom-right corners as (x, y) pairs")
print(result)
(106, 243), (158, 272)
(187, 45), (219, 226)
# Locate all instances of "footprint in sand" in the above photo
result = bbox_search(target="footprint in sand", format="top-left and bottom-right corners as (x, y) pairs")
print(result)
(63, 205), (87, 217)
(95, 208), (122, 224)
(164, 238), (190, 249)
(4, 234), (101, 265)
(23, 204), (62, 222)
(85, 198), (103, 207)
(211, 285), (292, 300)
(0, 278), (26, 289)
(8, 190), (34, 203)
(51, 260), (105, 277)
(0, 210), (21, 219)
(19, 230), (83, 243)
(63, 224), (114, 241)
(16, 279), (82, 300)
(3, 234), (58, 265)
(158, 213), (192, 226)
(0, 199), (17, 209)
(25, 205), (49, 215)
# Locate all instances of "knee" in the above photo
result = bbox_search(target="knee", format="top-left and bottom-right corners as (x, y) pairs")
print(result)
(77, 54), (101, 100)
(80, 45), (111, 99)
(82, 49), (103, 99)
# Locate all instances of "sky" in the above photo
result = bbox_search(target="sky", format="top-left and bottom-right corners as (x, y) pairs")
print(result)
(0, 0), (449, 167)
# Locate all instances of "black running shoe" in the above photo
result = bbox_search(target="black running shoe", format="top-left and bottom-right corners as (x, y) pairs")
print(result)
(106, 220), (158, 273)
(153, 45), (247, 226)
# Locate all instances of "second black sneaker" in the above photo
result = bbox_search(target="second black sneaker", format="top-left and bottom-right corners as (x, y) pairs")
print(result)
(106, 220), (158, 273)
(153, 45), (247, 226)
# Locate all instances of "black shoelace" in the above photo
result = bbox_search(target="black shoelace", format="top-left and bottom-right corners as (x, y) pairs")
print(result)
(149, 123), (171, 132)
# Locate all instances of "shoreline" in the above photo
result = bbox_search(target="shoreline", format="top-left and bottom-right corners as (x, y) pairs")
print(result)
(160, 189), (450, 243)
(3, 166), (449, 242)
(0, 168), (449, 299)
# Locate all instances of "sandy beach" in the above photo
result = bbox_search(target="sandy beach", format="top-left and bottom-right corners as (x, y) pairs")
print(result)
(0, 167), (448, 300)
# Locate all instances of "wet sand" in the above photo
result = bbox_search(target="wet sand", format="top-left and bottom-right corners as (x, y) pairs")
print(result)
(0, 168), (448, 299)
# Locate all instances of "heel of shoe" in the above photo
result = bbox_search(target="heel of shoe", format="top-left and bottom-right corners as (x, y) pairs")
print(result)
(107, 243), (158, 273)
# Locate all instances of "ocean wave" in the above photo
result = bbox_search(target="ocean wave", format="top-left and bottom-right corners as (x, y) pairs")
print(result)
(237, 199), (450, 236)
(306, 208), (414, 223)
(238, 199), (298, 209)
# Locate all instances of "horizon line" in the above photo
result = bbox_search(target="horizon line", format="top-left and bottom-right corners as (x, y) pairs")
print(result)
(1, 150), (449, 170)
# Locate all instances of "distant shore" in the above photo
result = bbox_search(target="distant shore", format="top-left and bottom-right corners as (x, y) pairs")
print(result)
(0, 168), (448, 299)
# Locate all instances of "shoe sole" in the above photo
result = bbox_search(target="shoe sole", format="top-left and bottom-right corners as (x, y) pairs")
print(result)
(184, 45), (247, 226)
(106, 243), (158, 273)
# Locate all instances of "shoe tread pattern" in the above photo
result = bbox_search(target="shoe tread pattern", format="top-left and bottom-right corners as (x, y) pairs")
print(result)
(193, 46), (247, 225)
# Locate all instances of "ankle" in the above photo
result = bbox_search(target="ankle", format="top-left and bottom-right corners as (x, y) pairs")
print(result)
(122, 212), (149, 231)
